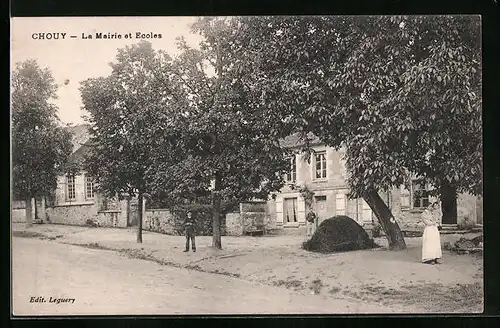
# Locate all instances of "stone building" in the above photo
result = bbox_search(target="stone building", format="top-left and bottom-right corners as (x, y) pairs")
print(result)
(12, 124), (481, 236)
(266, 133), (482, 233)
(13, 124), (140, 228)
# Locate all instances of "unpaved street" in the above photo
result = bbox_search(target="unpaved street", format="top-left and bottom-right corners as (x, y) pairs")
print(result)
(12, 237), (405, 315)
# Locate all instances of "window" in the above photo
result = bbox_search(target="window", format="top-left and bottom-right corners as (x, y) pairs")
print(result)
(336, 193), (346, 215)
(412, 180), (430, 209)
(315, 151), (327, 179)
(85, 175), (95, 199)
(66, 175), (76, 201)
(286, 155), (297, 182)
(284, 198), (298, 223)
(359, 199), (373, 222)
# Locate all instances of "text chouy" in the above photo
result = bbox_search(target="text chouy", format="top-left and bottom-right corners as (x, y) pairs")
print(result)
(31, 32), (162, 40)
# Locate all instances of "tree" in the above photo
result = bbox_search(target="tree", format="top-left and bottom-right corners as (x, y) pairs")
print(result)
(11, 59), (73, 227)
(226, 15), (481, 249)
(80, 41), (185, 243)
(148, 18), (291, 249)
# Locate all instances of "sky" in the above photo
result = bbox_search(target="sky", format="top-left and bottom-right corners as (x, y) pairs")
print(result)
(11, 17), (204, 125)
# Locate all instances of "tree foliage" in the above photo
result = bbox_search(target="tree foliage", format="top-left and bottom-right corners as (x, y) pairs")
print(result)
(80, 41), (186, 242)
(147, 18), (291, 248)
(11, 59), (73, 224)
(225, 15), (481, 249)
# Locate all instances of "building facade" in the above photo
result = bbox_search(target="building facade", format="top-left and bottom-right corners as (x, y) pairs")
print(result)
(270, 134), (482, 232)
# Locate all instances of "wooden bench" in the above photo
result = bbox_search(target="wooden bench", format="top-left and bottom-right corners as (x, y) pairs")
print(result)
(245, 224), (266, 236)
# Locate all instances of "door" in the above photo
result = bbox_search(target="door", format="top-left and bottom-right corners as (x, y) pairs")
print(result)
(315, 196), (328, 226)
(283, 198), (298, 224)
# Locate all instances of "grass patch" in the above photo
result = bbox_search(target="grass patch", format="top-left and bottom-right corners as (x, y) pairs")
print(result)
(273, 279), (303, 289)
(12, 231), (46, 239)
(79, 242), (112, 250)
(329, 286), (341, 294)
(358, 281), (483, 313)
(310, 278), (323, 294)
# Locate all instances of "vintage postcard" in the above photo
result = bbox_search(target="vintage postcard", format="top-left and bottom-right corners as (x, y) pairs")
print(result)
(10, 16), (483, 316)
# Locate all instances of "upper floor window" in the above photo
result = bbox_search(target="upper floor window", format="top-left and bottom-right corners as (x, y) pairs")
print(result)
(66, 175), (76, 201)
(286, 155), (297, 182)
(85, 175), (95, 199)
(315, 151), (327, 179)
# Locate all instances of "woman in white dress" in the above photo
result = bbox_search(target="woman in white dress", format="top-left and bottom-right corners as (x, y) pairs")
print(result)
(421, 201), (442, 264)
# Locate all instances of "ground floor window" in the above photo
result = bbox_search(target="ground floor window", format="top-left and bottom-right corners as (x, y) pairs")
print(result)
(412, 180), (431, 209)
(358, 199), (373, 222)
(284, 197), (298, 223)
(85, 175), (95, 200)
(66, 174), (76, 201)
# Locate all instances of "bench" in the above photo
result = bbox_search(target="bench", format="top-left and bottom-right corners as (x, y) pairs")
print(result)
(244, 224), (266, 236)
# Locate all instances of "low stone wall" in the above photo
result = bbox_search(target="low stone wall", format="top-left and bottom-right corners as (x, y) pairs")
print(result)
(12, 208), (26, 223)
(97, 210), (127, 228)
(46, 204), (98, 226)
(225, 211), (275, 236)
(143, 208), (226, 236)
(144, 209), (179, 235)
(225, 213), (244, 236)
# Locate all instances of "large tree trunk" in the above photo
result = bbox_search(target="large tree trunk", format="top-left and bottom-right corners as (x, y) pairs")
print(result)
(25, 197), (33, 227)
(137, 192), (143, 243)
(363, 190), (406, 250)
(212, 175), (222, 249)
(440, 181), (457, 225)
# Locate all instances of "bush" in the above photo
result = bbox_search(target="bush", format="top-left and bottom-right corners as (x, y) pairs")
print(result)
(302, 215), (379, 253)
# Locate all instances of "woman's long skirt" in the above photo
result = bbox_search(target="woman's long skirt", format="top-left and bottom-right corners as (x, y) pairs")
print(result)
(422, 225), (442, 262)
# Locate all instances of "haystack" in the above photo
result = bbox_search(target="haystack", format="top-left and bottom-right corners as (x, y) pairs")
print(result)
(302, 215), (378, 253)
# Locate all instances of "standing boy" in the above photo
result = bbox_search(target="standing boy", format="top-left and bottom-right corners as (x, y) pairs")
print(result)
(184, 210), (196, 252)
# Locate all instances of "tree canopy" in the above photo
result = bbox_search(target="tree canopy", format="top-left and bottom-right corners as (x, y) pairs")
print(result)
(11, 59), (73, 225)
(222, 15), (481, 249)
(80, 41), (186, 242)
(148, 19), (291, 248)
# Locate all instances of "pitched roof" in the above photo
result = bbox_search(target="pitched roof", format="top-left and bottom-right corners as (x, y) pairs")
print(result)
(65, 123), (91, 153)
(279, 132), (323, 148)
(65, 124), (91, 167)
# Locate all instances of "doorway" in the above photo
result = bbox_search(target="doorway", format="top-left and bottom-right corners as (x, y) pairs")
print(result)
(315, 195), (328, 226)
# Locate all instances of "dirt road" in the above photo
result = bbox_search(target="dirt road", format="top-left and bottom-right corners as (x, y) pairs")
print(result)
(12, 237), (408, 315)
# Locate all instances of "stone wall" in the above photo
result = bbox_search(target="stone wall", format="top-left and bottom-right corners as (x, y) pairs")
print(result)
(225, 213), (244, 236)
(97, 210), (127, 228)
(12, 208), (25, 223)
(144, 209), (179, 235)
(46, 203), (99, 226)
(11, 199), (45, 223)
(457, 193), (478, 228)
(143, 207), (226, 236)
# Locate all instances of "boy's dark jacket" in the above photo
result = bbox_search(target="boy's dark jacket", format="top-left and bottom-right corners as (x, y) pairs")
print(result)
(185, 215), (195, 227)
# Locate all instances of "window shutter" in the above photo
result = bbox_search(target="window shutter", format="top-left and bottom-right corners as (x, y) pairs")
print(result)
(400, 185), (410, 208)
(60, 179), (66, 203)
